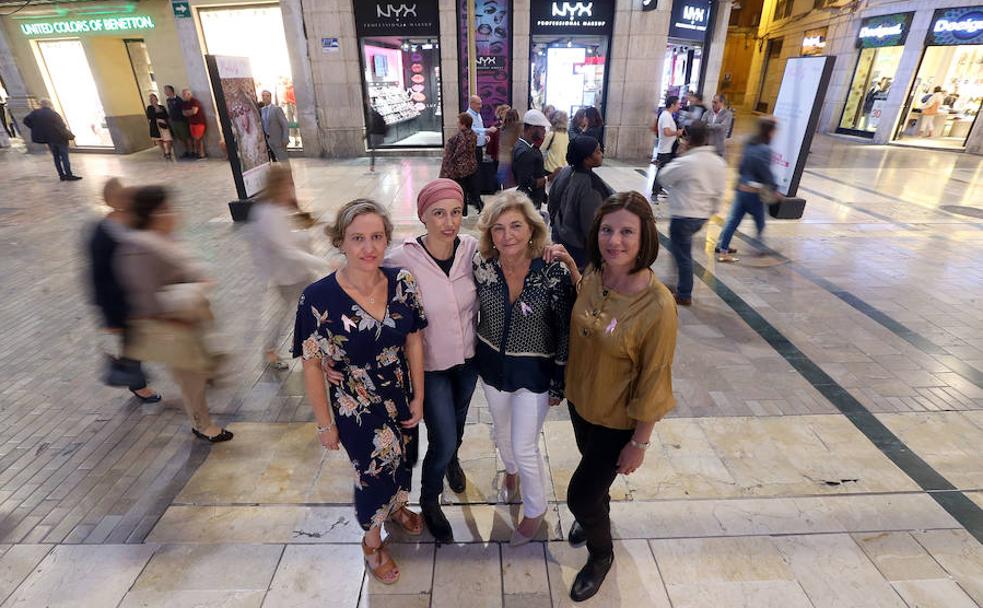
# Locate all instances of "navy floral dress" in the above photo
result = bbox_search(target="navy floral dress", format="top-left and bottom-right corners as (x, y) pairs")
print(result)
(293, 267), (427, 530)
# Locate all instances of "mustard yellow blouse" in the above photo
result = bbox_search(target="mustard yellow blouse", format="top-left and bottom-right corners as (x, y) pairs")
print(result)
(565, 269), (677, 430)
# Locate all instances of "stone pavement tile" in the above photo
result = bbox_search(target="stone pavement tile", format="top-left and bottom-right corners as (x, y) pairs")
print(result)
(0, 545), (51, 604)
(650, 537), (794, 584)
(876, 412), (983, 489)
(440, 504), (563, 544)
(662, 581), (814, 608)
(128, 544), (283, 594)
(358, 594), (430, 608)
(2, 544), (157, 608)
(911, 529), (983, 604)
(119, 590), (266, 608)
(264, 544), (364, 608)
(431, 543), (502, 608)
(502, 543), (551, 607)
(968, 491), (983, 509)
(773, 534), (908, 608)
(362, 542), (435, 597)
(147, 505), (363, 544)
(851, 532), (946, 581)
(542, 421), (629, 503)
(891, 579), (979, 608)
(545, 540), (672, 608)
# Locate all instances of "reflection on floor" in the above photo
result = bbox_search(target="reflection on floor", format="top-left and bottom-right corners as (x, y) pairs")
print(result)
(393, 130), (444, 147)
(892, 136), (968, 151)
(0, 129), (981, 607)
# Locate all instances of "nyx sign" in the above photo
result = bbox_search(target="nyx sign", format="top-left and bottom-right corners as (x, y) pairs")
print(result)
(668, 0), (712, 42)
(530, 0), (614, 35)
(476, 55), (505, 70)
(354, 0), (438, 37)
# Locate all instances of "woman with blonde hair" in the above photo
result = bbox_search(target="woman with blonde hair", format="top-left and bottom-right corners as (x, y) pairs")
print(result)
(249, 165), (328, 368)
(473, 190), (574, 545)
(293, 199), (427, 585)
(541, 111), (570, 179)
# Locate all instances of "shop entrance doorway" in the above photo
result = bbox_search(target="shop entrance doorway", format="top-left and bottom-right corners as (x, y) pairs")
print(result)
(662, 42), (703, 104)
(125, 39), (158, 105)
(894, 45), (983, 150)
(198, 4), (302, 149)
(35, 39), (112, 148)
(530, 37), (608, 120)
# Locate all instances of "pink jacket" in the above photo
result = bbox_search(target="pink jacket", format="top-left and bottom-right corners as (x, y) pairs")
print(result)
(386, 235), (479, 372)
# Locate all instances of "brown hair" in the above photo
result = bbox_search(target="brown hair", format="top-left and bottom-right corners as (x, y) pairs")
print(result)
(585, 191), (659, 274)
(458, 112), (473, 129)
(326, 198), (393, 249)
(476, 190), (550, 259)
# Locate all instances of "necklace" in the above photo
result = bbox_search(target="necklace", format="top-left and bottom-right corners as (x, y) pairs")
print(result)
(341, 269), (385, 304)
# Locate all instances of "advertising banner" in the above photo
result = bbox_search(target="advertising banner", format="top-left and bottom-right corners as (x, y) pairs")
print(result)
(354, 0), (440, 37)
(457, 0), (512, 121)
(801, 27), (827, 56)
(856, 12), (913, 48)
(530, 0), (615, 36)
(926, 5), (983, 46)
(205, 55), (270, 202)
(770, 56), (835, 196)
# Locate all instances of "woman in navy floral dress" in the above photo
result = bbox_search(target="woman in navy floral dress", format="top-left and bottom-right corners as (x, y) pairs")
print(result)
(293, 199), (427, 585)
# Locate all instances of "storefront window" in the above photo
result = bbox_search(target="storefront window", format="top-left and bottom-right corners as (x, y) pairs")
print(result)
(361, 37), (443, 147)
(198, 5), (302, 149)
(530, 38), (608, 119)
(662, 0), (711, 106)
(35, 39), (113, 147)
(894, 6), (983, 150)
(839, 47), (903, 134)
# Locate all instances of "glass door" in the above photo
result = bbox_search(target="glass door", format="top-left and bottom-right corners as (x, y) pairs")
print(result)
(36, 39), (112, 147)
(125, 39), (158, 106)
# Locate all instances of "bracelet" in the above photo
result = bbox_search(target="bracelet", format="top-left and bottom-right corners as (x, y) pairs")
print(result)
(629, 439), (650, 450)
(316, 423), (334, 434)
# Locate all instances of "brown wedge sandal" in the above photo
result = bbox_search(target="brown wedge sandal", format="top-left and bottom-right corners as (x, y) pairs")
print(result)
(389, 506), (424, 536)
(362, 538), (400, 585)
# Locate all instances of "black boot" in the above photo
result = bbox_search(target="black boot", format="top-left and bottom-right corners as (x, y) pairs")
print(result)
(446, 456), (466, 493)
(421, 499), (453, 544)
(570, 553), (614, 602)
(567, 521), (586, 547)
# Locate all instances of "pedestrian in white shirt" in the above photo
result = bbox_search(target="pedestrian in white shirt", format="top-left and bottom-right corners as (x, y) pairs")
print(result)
(651, 96), (683, 199)
(657, 123), (727, 306)
(467, 95), (498, 165)
(249, 166), (329, 368)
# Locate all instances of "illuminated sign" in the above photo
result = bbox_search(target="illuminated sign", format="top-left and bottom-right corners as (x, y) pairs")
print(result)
(668, 0), (712, 42)
(20, 16), (155, 36)
(856, 12), (912, 48)
(927, 6), (983, 46)
(531, 0), (614, 34)
(801, 27), (827, 55)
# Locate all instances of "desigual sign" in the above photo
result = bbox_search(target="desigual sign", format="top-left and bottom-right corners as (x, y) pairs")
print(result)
(19, 16), (155, 37)
(927, 6), (983, 46)
(354, 0), (439, 37)
(668, 0), (712, 42)
(855, 12), (912, 48)
(530, 0), (615, 35)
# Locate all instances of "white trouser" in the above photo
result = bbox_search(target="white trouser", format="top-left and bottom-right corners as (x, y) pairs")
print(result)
(483, 385), (550, 518)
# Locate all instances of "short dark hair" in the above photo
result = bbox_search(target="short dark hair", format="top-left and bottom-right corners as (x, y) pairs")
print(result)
(689, 92), (703, 101)
(666, 96), (680, 108)
(586, 191), (659, 274)
(751, 116), (778, 145)
(686, 122), (708, 147)
(933, 86), (943, 92)
(584, 106), (604, 128)
(164, 85), (175, 94)
(130, 186), (169, 231)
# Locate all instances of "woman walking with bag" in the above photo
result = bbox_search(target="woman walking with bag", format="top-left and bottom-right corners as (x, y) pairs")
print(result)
(116, 186), (232, 443)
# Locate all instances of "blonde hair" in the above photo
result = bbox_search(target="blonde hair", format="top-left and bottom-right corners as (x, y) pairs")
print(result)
(261, 165), (294, 202)
(477, 190), (550, 259)
(326, 198), (393, 249)
(551, 111), (569, 132)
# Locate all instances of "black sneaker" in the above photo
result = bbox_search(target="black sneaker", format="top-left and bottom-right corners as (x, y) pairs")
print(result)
(714, 246), (737, 254)
(64, 175), (82, 181)
(421, 499), (453, 544)
(446, 457), (466, 493)
(570, 553), (614, 602)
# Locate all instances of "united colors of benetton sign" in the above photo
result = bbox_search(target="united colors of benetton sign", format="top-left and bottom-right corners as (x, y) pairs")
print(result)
(20, 16), (155, 36)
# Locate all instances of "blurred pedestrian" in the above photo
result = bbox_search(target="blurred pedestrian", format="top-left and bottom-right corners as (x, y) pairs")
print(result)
(249, 166), (328, 369)
(512, 109), (551, 209)
(496, 108), (521, 189)
(23, 99), (80, 181)
(440, 112), (480, 214)
(294, 199), (426, 585)
(547, 135), (613, 269)
(181, 89), (206, 159)
(657, 123), (727, 305)
(145, 94), (173, 160)
(541, 111), (570, 180)
(87, 178), (162, 403)
(717, 116), (780, 262)
(116, 186), (233, 443)
(467, 95), (497, 164)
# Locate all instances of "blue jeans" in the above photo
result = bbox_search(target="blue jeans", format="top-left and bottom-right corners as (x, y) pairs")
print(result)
(421, 358), (479, 501)
(669, 217), (706, 299)
(718, 189), (765, 251)
(49, 143), (71, 178)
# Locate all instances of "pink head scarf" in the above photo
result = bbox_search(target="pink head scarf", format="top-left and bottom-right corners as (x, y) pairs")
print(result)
(417, 178), (464, 220)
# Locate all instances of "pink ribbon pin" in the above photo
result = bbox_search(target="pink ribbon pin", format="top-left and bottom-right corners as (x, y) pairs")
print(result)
(520, 302), (532, 316)
(605, 318), (618, 334)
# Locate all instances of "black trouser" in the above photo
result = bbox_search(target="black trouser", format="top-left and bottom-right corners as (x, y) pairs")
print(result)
(455, 172), (482, 214)
(566, 403), (634, 559)
(652, 152), (675, 195)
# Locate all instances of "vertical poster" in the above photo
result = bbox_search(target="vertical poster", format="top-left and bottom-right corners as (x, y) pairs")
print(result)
(458, 0), (512, 123)
(205, 55), (271, 201)
(770, 56), (835, 197)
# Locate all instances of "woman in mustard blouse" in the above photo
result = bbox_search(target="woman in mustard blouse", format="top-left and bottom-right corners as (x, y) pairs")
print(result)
(552, 191), (678, 602)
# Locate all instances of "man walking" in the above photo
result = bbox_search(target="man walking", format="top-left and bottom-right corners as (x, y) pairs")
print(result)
(651, 96), (682, 200)
(181, 89), (206, 159)
(467, 95), (497, 166)
(702, 94), (734, 157)
(164, 85), (191, 159)
(657, 123), (727, 306)
(260, 90), (290, 167)
(23, 99), (81, 181)
(512, 109), (551, 209)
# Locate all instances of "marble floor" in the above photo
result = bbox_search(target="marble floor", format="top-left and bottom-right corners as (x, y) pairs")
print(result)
(0, 126), (981, 607)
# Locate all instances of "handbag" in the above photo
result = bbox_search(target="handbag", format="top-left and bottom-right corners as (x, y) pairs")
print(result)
(125, 319), (223, 373)
(103, 355), (145, 387)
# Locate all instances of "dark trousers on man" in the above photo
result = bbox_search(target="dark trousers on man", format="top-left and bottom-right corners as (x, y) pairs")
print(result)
(49, 143), (72, 178)
(566, 403), (634, 559)
(652, 152), (675, 196)
(455, 172), (482, 215)
(669, 217), (706, 300)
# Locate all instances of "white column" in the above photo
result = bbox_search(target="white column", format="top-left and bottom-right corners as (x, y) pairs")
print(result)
(0, 23), (45, 153)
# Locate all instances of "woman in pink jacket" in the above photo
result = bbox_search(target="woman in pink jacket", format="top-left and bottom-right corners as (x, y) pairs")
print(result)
(386, 179), (479, 544)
